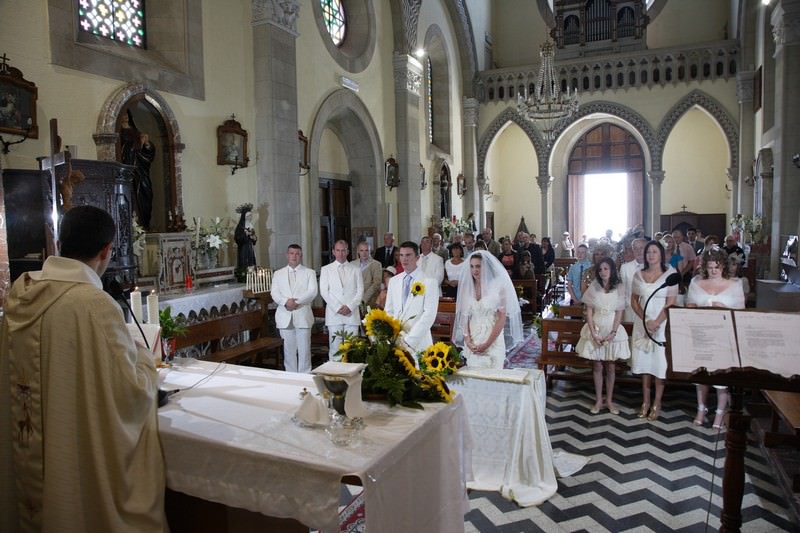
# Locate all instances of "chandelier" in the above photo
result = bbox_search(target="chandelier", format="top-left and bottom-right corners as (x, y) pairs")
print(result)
(517, 40), (579, 143)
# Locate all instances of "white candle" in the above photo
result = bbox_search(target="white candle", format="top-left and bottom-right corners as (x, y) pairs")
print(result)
(129, 287), (143, 323)
(147, 291), (160, 324)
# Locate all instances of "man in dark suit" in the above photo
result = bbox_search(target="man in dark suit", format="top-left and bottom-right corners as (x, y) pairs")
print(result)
(516, 232), (545, 275)
(374, 232), (396, 268)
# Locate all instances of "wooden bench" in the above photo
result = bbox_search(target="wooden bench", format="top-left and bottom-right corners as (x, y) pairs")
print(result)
(511, 278), (538, 317)
(174, 308), (283, 368)
(432, 299), (457, 343)
(538, 317), (634, 382)
(763, 390), (800, 449)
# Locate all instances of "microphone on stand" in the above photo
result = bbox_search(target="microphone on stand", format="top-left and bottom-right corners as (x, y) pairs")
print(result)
(641, 272), (681, 348)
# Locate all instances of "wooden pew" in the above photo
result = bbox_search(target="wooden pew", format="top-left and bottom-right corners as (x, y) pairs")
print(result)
(511, 278), (538, 317)
(763, 390), (800, 448)
(432, 299), (456, 343)
(174, 308), (283, 368)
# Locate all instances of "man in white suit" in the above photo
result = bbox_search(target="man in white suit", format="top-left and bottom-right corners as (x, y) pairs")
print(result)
(320, 240), (364, 358)
(385, 241), (440, 355)
(270, 244), (318, 373)
(352, 240), (382, 307)
(417, 235), (445, 285)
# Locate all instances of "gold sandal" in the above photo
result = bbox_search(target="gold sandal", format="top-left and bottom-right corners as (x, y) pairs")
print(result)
(637, 403), (650, 418)
(647, 405), (661, 422)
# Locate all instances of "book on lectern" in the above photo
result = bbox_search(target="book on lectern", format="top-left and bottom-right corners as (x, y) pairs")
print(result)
(127, 323), (162, 355)
(666, 308), (800, 380)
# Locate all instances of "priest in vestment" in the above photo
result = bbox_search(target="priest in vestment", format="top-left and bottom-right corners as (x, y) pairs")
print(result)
(0, 206), (165, 532)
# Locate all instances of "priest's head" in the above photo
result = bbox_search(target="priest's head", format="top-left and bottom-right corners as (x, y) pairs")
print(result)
(59, 205), (116, 276)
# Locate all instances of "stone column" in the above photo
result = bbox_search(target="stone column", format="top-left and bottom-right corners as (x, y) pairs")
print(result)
(252, 0), (301, 268)
(393, 52), (423, 241)
(726, 166), (739, 225)
(536, 174), (554, 237)
(462, 97), (480, 222)
(735, 70), (755, 216)
(769, 0), (800, 277)
(647, 170), (665, 236)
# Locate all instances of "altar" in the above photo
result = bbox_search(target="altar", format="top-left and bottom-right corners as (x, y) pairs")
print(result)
(143, 283), (255, 324)
(157, 361), (471, 532)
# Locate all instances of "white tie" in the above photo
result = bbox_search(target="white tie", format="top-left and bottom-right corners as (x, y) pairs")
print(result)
(402, 275), (412, 306)
(289, 269), (296, 291)
(338, 263), (345, 285)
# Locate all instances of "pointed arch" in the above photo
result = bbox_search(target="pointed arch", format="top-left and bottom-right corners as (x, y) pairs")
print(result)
(655, 89), (739, 173)
(94, 81), (186, 230)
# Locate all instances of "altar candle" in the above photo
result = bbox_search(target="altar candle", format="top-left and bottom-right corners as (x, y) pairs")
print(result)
(129, 287), (143, 323)
(267, 269), (272, 292)
(147, 291), (160, 324)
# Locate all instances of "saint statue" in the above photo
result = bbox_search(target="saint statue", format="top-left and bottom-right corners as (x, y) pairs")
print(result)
(120, 109), (155, 229)
(235, 203), (257, 272)
(440, 167), (451, 219)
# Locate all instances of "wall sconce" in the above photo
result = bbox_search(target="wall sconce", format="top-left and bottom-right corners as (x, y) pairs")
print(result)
(0, 117), (32, 154)
(456, 173), (466, 198)
(230, 155), (243, 175)
(298, 130), (310, 175)
(744, 175), (758, 187)
(793, 153), (799, 169)
(385, 156), (399, 190)
(483, 178), (493, 199)
(217, 115), (249, 175)
(724, 182), (732, 192)
(419, 163), (427, 190)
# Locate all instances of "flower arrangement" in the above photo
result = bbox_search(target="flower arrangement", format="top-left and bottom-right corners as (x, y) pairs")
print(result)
(532, 302), (560, 339)
(337, 308), (463, 408)
(730, 214), (763, 244)
(131, 219), (146, 257)
(440, 217), (473, 240)
(189, 216), (232, 252)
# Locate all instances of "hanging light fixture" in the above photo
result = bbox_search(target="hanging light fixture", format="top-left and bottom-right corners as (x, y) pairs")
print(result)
(517, 40), (579, 144)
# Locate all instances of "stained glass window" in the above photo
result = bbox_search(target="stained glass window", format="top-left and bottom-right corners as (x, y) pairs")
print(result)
(320, 0), (346, 47)
(427, 58), (434, 144)
(78, 0), (146, 48)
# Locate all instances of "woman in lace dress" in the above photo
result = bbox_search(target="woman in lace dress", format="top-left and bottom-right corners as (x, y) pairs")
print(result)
(686, 247), (745, 430)
(630, 240), (678, 422)
(576, 257), (630, 414)
(453, 251), (523, 369)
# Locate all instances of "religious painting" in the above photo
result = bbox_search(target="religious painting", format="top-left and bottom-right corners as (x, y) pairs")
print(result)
(0, 61), (39, 138)
(217, 117), (249, 168)
(385, 156), (399, 190)
(456, 173), (466, 197)
(352, 226), (376, 255)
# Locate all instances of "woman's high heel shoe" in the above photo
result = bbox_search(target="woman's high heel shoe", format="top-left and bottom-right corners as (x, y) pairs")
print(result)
(693, 405), (708, 426)
(647, 405), (661, 422)
(637, 403), (650, 418)
(712, 409), (727, 430)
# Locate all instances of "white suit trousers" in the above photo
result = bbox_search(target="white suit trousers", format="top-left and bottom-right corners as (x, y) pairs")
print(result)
(279, 326), (312, 373)
(328, 324), (359, 360)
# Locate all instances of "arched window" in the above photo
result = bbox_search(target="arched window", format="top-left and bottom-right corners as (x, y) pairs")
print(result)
(78, 0), (146, 48)
(321, 0), (347, 47)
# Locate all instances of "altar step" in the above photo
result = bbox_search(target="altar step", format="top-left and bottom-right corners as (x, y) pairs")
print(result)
(465, 383), (797, 532)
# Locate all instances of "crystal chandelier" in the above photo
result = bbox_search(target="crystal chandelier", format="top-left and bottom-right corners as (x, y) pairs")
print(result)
(517, 40), (579, 143)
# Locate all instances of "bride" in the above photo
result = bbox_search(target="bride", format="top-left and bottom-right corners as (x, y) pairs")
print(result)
(453, 250), (523, 369)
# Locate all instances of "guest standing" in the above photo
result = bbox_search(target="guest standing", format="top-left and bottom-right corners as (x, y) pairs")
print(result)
(0, 206), (165, 532)
(619, 238), (646, 322)
(352, 240), (382, 307)
(417, 236), (445, 285)
(374, 232), (396, 268)
(453, 251), (523, 369)
(320, 240), (364, 358)
(271, 244), (318, 372)
(686, 247), (745, 429)
(576, 257), (630, 414)
(443, 243), (466, 298)
(540, 237), (555, 271)
(497, 238), (517, 277)
(630, 240), (678, 421)
(566, 244), (592, 304)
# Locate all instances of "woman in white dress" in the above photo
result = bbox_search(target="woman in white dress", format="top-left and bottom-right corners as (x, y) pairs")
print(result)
(630, 240), (678, 421)
(453, 250), (523, 369)
(686, 247), (745, 429)
(442, 243), (466, 298)
(576, 257), (631, 414)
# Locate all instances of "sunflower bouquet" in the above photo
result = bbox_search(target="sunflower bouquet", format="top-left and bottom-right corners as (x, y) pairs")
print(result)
(336, 308), (463, 408)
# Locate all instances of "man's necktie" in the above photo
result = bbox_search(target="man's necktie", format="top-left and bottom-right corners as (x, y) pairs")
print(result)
(402, 274), (412, 306)
(338, 263), (345, 285)
(289, 269), (296, 291)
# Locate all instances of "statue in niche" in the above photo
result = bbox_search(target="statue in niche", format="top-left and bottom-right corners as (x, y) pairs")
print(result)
(119, 109), (155, 229)
(439, 166), (451, 219)
(234, 203), (257, 273)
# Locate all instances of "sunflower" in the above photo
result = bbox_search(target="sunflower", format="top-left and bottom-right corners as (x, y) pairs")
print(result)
(421, 341), (459, 376)
(410, 281), (425, 296)
(363, 308), (402, 341)
(394, 347), (419, 377)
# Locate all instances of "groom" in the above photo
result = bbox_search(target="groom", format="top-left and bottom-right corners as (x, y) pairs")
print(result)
(384, 241), (440, 355)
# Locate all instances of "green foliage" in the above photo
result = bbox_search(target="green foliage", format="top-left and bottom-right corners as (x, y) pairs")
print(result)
(159, 306), (188, 339)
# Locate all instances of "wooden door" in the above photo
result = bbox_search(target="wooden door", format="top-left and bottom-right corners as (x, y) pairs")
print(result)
(319, 179), (351, 264)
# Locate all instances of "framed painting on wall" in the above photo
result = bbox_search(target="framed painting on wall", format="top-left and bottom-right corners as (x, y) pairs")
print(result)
(0, 62), (39, 138)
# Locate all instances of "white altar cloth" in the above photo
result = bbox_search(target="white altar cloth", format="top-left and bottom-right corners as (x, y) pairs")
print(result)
(150, 284), (249, 323)
(452, 367), (558, 507)
(158, 361), (470, 532)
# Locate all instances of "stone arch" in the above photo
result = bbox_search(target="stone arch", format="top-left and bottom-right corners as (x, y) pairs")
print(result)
(655, 89), (739, 173)
(94, 81), (185, 230)
(477, 107), (546, 185)
(308, 89), (384, 268)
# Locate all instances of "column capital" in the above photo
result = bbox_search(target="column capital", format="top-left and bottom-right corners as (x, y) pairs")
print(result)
(536, 174), (554, 191)
(393, 53), (423, 96)
(771, 0), (800, 48)
(252, 0), (300, 35)
(647, 170), (665, 185)
(463, 97), (480, 127)
(735, 70), (755, 104)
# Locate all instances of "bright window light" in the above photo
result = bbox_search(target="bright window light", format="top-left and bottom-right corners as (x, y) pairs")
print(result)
(583, 173), (628, 240)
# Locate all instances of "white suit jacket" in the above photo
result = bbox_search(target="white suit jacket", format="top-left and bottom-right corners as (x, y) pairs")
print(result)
(417, 252), (445, 285)
(271, 264), (318, 329)
(320, 260), (364, 326)
(384, 269), (440, 355)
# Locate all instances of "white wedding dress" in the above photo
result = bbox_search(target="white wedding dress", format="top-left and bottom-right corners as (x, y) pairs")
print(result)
(463, 291), (506, 369)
